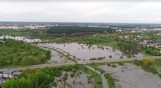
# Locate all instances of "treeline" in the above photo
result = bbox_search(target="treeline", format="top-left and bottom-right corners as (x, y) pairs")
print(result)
(47, 26), (116, 35)
(0, 39), (50, 66)
(117, 40), (138, 57)
(0, 29), (46, 37)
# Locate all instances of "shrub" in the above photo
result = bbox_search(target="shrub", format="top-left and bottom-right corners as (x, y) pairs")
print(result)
(109, 55), (112, 58)
(111, 64), (117, 68)
(118, 62), (124, 66)
(107, 63), (111, 66)
(141, 58), (155, 67)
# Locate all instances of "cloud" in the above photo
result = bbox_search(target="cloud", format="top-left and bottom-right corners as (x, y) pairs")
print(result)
(0, 1), (160, 23)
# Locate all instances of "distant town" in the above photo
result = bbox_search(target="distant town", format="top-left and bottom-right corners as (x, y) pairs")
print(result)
(0, 22), (161, 30)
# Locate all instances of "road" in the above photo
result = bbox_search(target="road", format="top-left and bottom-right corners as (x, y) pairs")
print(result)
(11, 62), (76, 70)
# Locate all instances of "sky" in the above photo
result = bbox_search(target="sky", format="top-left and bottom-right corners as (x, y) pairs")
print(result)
(0, 0), (161, 23)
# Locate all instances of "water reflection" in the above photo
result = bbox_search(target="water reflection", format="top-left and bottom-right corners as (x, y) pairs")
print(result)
(38, 43), (127, 61)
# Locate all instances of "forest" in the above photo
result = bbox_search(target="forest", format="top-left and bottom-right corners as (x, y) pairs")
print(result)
(0, 26), (116, 37)
(0, 39), (50, 67)
(47, 26), (116, 35)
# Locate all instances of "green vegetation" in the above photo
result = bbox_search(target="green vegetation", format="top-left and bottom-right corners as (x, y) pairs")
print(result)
(118, 40), (138, 57)
(143, 46), (161, 56)
(0, 29), (46, 37)
(47, 26), (115, 35)
(0, 39), (50, 67)
(104, 73), (116, 88)
(77, 65), (103, 88)
(141, 58), (155, 67)
(2, 69), (53, 88)
(50, 65), (103, 88)
(90, 57), (105, 61)
(1, 28), (161, 57)
(134, 58), (158, 74)
(89, 63), (117, 88)
(2, 65), (103, 88)
(90, 71), (103, 88)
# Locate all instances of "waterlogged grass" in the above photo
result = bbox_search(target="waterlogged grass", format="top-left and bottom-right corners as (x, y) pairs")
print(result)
(91, 72), (103, 88)
(104, 73), (116, 88)
(89, 62), (125, 68)
(89, 63), (118, 88)
(52, 48), (77, 62)
(133, 59), (161, 76)
(16, 65), (103, 88)
(78, 65), (103, 88)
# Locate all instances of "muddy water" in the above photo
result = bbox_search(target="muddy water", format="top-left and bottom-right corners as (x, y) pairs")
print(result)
(99, 63), (161, 88)
(49, 50), (67, 63)
(53, 72), (95, 88)
(38, 43), (126, 61)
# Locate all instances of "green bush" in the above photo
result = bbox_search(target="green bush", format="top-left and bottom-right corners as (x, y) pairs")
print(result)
(0, 39), (51, 66)
(111, 64), (117, 68)
(118, 62), (124, 66)
(2, 70), (53, 88)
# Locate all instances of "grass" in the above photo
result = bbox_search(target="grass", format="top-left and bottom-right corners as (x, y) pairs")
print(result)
(91, 71), (103, 88)
(89, 63), (117, 88)
(96, 41), (119, 49)
(104, 73), (116, 88)
(89, 62), (126, 68)
(153, 59), (161, 67)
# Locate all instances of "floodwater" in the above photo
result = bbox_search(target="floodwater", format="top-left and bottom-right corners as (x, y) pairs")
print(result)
(38, 43), (126, 61)
(99, 63), (161, 88)
(49, 50), (67, 63)
(0, 35), (42, 43)
(53, 72), (95, 88)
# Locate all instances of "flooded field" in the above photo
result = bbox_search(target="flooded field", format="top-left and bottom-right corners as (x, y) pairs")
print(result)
(52, 71), (95, 88)
(38, 43), (127, 61)
(0, 35), (42, 43)
(98, 63), (161, 88)
(49, 50), (68, 63)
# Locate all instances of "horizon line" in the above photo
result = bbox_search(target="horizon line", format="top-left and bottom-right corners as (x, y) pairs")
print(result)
(0, 21), (160, 24)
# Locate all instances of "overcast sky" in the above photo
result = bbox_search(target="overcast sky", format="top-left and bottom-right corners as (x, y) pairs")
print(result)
(0, 1), (161, 23)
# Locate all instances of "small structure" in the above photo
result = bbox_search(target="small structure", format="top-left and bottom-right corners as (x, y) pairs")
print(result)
(0, 69), (21, 86)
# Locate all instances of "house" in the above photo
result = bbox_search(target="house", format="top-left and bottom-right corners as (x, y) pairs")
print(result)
(0, 69), (21, 79)
(0, 69), (21, 86)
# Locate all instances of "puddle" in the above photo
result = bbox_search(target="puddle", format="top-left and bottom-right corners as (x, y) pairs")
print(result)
(49, 50), (67, 63)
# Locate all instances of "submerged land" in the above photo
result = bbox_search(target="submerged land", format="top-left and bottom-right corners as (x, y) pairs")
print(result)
(0, 22), (161, 88)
